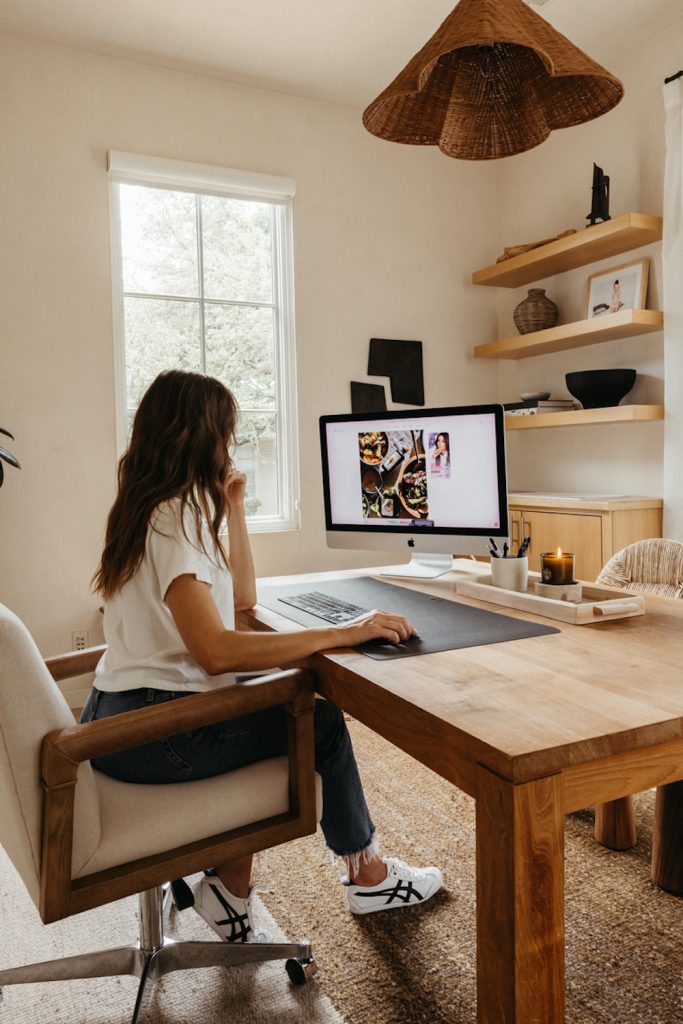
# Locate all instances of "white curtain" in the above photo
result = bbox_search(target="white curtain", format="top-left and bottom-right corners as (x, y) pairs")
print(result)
(663, 78), (683, 540)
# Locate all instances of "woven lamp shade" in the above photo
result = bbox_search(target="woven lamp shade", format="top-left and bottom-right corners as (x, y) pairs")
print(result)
(363, 0), (624, 160)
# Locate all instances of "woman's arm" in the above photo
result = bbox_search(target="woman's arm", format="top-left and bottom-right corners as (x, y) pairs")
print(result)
(165, 574), (416, 675)
(224, 471), (257, 610)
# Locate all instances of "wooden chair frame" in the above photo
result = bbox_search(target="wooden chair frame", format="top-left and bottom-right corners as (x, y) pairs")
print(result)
(41, 647), (318, 924)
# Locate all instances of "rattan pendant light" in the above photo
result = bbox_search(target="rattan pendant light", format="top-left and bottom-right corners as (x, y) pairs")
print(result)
(362, 0), (624, 160)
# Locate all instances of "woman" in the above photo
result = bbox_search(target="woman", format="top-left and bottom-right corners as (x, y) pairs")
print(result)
(84, 370), (442, 943)
(430, 432), (450, 472)
(610, 278), (623, 313)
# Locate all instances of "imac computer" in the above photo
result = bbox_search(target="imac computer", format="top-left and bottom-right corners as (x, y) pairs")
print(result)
(319, 404), (508, 579)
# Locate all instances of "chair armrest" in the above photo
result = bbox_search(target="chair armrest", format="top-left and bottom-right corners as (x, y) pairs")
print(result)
(42, 669), (315, 788)
(45, 645), (107, 681)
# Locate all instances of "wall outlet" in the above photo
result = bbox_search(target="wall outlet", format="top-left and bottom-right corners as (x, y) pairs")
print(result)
(71, 630), (89, 651)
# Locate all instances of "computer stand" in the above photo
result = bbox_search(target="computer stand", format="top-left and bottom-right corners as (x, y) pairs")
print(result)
(379, 553), (454, 579)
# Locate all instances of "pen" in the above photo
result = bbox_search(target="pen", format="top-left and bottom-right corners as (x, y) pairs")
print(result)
(489, 538), (500, 557)
(502, 542), (509, 558)
(518, 536), (530, 558)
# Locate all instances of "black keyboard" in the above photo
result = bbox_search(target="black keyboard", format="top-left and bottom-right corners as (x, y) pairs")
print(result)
(277, 590), (369, 624)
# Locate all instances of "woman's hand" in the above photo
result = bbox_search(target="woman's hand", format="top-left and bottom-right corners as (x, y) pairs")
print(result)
(224, 470), (248, 511)
(334, 608), (417, 647)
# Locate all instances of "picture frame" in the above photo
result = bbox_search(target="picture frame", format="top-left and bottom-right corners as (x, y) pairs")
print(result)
(585, 258), (649, 319)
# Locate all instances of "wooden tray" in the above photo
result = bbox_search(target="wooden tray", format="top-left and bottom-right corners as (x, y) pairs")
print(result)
(454, 573), (645, 625)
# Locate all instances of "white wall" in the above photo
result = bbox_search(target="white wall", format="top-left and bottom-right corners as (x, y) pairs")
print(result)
(0, 33), (499, 653)
(493, 21), (683, 507)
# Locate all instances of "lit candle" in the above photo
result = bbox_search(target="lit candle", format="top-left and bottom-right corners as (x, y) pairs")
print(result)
(541, 547), (575, 585)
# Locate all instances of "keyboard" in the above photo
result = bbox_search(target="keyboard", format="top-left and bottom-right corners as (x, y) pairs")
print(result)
(277, 591), (369, 624)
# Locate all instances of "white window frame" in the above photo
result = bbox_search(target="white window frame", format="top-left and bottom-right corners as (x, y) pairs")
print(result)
(108, 150), (300, 533)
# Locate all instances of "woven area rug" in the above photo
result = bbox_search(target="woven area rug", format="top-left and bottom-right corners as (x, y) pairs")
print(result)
(0, 866), (344, 1024)
(1, 717), (681, 1023)
(257, 718), (683, 1024)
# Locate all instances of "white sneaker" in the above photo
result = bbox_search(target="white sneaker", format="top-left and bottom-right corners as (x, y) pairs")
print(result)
(345, 857), (443, 915)
(192, 875), (272, 943)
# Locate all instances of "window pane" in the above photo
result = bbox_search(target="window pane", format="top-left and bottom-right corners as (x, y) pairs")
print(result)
(201, 196), (272, 303)
(120, 185), (199, 297)
(235, 413), (278, 518)
(124, 297), (201, 411)
(204, 304), (275, 410)
(114, 168), (297, 527)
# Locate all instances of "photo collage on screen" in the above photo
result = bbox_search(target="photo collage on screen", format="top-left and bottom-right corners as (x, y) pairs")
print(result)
(357, 426), (453, 524)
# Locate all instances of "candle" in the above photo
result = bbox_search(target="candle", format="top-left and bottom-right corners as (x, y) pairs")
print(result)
(541, 547), (575, 585)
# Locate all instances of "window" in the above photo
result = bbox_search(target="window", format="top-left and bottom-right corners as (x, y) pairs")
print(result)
(108, 151), (299, 531)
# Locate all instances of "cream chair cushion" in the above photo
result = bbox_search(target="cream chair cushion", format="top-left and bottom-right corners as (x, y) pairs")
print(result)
(0, 605), (101, 906)
(597, 538), (683, 599)
(78, 760), (322, 878)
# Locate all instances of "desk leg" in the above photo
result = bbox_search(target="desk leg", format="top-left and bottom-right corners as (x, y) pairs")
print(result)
(476, 766), (565, 1024)
(594, 796), (637, 850)
(652, 780), (683, 894)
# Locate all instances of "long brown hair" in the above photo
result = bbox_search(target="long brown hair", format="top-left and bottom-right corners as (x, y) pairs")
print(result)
(93, 370), (238, 598)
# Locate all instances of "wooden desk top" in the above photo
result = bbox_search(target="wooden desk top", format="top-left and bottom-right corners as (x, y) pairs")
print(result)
(246, 561), (683, 790)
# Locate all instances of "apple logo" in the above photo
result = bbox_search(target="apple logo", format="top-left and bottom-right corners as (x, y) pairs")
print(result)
(407, 537), (415, 548)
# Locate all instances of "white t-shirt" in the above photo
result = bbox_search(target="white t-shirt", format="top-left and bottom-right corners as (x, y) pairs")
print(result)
(95, 498), (236, 693)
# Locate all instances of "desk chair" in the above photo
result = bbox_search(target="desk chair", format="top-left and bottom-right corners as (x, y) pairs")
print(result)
(0, 603), (320, 1022)
(594, 539), (683, 893)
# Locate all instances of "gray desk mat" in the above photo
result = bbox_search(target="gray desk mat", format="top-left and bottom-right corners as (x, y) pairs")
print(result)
(256, 576), (559, 660)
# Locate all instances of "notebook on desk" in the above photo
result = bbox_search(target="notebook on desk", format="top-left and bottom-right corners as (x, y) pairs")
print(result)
(256, 576), (559, 660)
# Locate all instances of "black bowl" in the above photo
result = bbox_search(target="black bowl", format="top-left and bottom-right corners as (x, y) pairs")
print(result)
(565, 369), (636, 409)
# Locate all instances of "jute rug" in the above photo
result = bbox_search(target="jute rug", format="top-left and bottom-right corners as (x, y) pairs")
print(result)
(257, 718), (683, 1024)
(1, 718), (681, 1023)
(0, 867), (344, 1024)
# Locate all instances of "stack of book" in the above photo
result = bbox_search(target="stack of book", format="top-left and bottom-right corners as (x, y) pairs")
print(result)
(504, 398), (576, 416)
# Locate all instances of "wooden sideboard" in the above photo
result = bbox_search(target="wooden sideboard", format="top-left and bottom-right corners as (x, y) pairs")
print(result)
(508, 493), (663, 581)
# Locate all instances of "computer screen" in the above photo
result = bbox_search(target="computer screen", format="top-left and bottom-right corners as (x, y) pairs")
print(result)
(319, 404), (508, 577)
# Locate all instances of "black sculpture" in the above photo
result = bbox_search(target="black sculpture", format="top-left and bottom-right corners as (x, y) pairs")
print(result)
(350, 381), (387, 414)
(367, 338), (424, 406)
(586, 163), (610, 226)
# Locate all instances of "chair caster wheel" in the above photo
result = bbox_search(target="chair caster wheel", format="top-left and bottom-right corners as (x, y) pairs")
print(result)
(285, 956), (318, 985)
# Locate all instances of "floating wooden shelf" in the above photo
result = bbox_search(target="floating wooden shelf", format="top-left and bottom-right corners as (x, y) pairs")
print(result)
(474, 309), (664, 360)
(505, 405), (664, 430)
(472, 213), (663, 289)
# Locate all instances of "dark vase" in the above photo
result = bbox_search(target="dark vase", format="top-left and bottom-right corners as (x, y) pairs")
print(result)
(513, 288), (559, 335)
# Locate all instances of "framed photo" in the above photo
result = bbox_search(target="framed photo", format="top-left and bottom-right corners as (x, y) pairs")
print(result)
(585, 258), (649, 319)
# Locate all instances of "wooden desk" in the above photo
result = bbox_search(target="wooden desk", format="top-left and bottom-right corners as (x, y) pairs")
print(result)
(244, 561), (683, 1024)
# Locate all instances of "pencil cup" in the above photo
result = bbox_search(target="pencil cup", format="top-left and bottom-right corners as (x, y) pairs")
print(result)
(490, 556), (528, 593)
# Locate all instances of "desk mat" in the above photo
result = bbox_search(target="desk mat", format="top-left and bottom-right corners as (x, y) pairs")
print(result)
(256, 576), (559, 660)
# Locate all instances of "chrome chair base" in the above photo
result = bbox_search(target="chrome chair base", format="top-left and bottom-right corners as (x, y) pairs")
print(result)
(0, 888), (316, 1023)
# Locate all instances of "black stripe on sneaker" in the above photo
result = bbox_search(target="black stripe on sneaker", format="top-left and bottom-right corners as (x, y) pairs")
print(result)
(208, 883), (252, 942)
(354, 880), (424, 905)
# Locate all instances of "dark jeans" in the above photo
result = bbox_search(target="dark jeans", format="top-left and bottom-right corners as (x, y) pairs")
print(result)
(81, 686), (376, 859)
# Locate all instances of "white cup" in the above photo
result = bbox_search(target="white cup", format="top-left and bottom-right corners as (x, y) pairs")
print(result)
(490, 556), (529, 593)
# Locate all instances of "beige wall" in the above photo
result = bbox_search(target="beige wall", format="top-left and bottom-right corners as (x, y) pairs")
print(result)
(0, 33), (499, 654)
(494, 23), (683, 503)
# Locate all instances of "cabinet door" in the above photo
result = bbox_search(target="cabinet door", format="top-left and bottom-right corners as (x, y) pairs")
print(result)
(518, 510), (603, 582)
